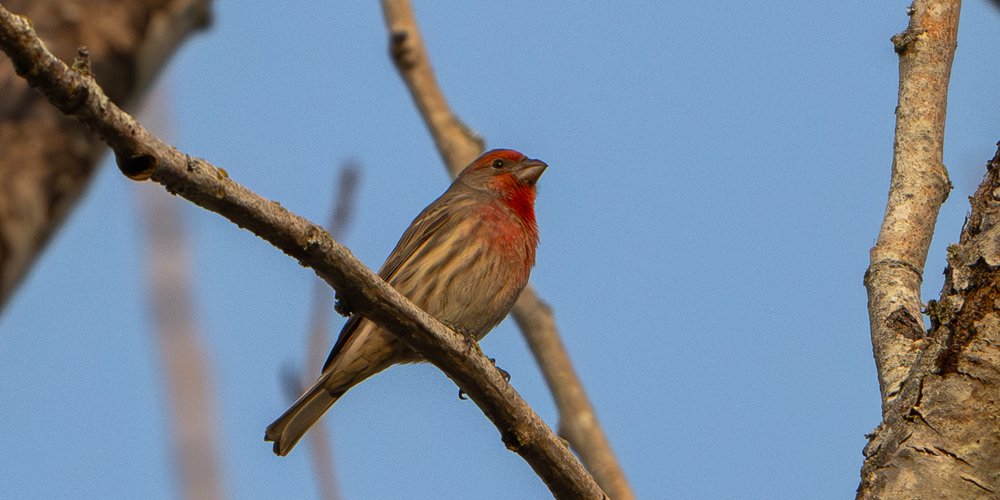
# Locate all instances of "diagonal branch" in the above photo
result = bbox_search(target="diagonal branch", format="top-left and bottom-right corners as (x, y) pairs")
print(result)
(512, 288), (629, 498)
(864, 0), (956, 410)
(380, 1), (633, 498)
(379, 0), (483, 172)
(0, 6), (604, 498)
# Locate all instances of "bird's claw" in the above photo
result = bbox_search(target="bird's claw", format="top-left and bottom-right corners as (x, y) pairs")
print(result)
(334, 294), (353, 317)
(457, 358), (511, 401)
(461, 332), (479, 353)
(489, 357), (511, 383)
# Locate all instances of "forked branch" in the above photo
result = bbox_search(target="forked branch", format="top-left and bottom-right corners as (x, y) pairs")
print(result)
(864, 0), (956, 410)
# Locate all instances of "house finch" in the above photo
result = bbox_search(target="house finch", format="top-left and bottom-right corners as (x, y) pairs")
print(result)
(266, 149), (547, 456)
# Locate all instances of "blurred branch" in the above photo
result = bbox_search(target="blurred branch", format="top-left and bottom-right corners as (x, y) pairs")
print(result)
(0, 0), (211, 313)
(306, 164), (360, 376)
(300, 164), (359, 500)
(136, 83), (224, 500)
(380, 1), (633, 498)
(0, 7), (604, 497)
(864, 0), (955, 410)
(139, 183), (224, 500)
(380, 0), (483, 172)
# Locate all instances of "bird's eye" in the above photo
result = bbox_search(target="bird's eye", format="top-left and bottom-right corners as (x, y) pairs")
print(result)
(491, 159), (506, 169)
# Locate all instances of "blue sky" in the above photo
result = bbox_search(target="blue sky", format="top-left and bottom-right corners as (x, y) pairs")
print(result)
(3, 1), (999, 499)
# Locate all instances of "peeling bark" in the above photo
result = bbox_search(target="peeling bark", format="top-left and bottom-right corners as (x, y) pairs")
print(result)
(858, 146), (1000, 499)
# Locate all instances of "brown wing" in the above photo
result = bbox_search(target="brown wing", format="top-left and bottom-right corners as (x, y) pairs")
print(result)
(320, 194), (459, 373)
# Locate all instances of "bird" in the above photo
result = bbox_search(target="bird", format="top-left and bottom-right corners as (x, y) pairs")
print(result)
(265, 149), (547, 456)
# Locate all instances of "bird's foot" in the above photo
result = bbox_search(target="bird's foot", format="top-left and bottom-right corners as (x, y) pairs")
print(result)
(458, 357), (510, 400)
(334, 293), (353, 317)
(489, 358), (511, 383)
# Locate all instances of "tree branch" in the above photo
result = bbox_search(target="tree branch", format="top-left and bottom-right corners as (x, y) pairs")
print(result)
(864, 0), (957, 409)
(512, 288), (632, 499)
(380, 0), (483, 173)
(0, 5), (604, 498)
(380, 1), (633, 498)
(135, 85), (224, 500)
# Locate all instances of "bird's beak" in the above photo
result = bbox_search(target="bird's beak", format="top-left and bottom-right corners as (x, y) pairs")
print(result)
(514, 158), (548, 186)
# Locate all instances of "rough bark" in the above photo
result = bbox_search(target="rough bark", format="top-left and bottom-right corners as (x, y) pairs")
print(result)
(859, 145), (1000, 499)
(860, 0), (1000, 496)
(0, 0), (210, 312)
(0, 8), (605, 497)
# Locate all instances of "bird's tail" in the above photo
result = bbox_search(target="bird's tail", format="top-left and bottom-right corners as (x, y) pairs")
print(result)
(265, 374), (344, 456)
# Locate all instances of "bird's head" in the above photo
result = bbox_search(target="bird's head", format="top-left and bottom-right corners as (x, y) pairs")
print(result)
(459, 148), (547, 193)
(457, 149), (547, 224)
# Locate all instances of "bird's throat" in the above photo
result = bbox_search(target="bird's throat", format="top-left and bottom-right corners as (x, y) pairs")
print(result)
(501, 184), (537, 228)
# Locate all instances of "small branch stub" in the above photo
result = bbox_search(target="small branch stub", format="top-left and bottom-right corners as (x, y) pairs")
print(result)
(891, 28), (926, 54)
(118, 153), (157, 181)
(71, 46), (91, 75)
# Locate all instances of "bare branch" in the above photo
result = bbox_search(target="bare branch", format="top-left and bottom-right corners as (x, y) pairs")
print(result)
(380, 0), (483, 173)
(512, 289), (632, 499)
(0, 7), (604, 497)
(854, 1), (1000, 497)
(865, 0), (957, 409)
(379, 1), (633, 498)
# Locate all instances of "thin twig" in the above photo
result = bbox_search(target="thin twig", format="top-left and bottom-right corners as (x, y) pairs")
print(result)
(864, 0), (957, 411)
(306, 163), (360, 376)
(0, 6), (604, 498)
(302, 163), (359, 500)
(379, 1), (633, 498)
(139, 183), (225, 500)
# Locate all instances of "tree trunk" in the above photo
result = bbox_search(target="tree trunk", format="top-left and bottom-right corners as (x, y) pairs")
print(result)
(0, 0), (210, 311)
(858, 146), (1000, 498)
